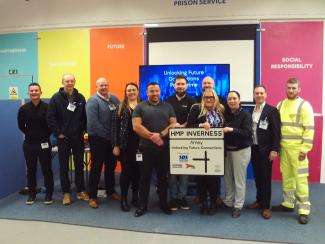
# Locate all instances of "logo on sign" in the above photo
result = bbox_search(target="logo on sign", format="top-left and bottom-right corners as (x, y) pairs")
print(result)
(179, 154), (188, 162)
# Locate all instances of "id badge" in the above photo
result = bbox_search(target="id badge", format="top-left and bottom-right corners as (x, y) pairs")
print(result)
(136, 152), (143, 162)
(67, 103), (76, 112)
(108, 103), (116, 111)
(41, 142), (49, 149)
(259, 119), (268, 130)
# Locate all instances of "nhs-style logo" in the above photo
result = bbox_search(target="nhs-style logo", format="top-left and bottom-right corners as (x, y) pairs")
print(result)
(179, 154), (188, 162)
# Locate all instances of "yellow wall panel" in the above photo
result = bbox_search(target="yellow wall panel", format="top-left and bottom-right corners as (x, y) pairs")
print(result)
(38, 29), (90, 99)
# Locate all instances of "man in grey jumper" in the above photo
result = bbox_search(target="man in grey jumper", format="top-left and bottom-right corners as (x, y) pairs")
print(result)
(86, 77), (120, 208)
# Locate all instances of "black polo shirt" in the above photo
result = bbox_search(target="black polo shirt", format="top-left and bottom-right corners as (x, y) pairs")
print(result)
(17, 100), (51, 143)
(165, 94), (196, 124)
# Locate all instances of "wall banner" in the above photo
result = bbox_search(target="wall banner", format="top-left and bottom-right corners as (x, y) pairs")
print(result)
(261, 22), (323, 182)
(38, 29), (90, 99)
(90, 27), (144, 99)
(0, 33), (38, 99)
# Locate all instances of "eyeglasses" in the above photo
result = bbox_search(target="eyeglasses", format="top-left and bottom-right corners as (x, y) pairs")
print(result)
(203, 96), (215, 100)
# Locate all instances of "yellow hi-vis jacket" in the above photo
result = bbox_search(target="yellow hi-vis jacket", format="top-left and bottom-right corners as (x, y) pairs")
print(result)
(277, 97), (314, 153)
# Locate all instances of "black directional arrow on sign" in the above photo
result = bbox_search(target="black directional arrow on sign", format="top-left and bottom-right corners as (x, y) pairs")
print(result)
(192, 151), (210, 173)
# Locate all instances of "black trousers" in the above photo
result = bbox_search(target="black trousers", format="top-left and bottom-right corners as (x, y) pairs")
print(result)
(120, 151), (140, 198)
(58, 136), (85, 193)
(138, 146), (169, 209)
(88, 136), (117, 199)
(197, 175), (218, 204)
(251, 145), (273, 209)
(23, 141), (54, 195)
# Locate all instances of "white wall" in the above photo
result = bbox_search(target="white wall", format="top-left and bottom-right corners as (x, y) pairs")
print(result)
(0, 0), (324, 33)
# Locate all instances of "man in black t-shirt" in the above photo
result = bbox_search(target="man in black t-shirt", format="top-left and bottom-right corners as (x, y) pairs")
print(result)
(166, 75), (196, 211)
(132, 82), (176, 217)
(17, 83), (54, 205)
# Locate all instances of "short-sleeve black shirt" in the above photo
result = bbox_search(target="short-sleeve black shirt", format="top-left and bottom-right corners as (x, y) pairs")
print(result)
(132, 100), (176, 148)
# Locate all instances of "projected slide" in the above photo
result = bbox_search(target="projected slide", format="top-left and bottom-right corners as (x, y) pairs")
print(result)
(139, 64), (230, 101)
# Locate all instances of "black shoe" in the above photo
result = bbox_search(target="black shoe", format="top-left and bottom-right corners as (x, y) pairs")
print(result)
(180, 198), (190, 210)
(232, 208), (241, 218)
(134, 207), (147, 217)
(44, 193), (53, 205)
(26, 195), (36, 205)
(121, 197), (131, 212)
(272, 205), (294, 212)
(161, 206), (172, 215)
(298, 214), (309, 224)
(170, 199), (179, 211)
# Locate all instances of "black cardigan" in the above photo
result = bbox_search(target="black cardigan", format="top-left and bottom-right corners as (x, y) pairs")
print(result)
(224, 107), (252, 151)
(111, 103), (133, 149)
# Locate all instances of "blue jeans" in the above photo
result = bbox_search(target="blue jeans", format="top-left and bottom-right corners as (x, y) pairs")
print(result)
(169, 175), (189, 199)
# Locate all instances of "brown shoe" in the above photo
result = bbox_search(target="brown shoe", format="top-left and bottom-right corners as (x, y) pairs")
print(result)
(62, 193), (71, 206)
(109, 192), (121, 201)
(246, 201), (261, 209)
(262, 209), (272, 219)
(77, 191), (90, 201)
(88, 198), (98, 209)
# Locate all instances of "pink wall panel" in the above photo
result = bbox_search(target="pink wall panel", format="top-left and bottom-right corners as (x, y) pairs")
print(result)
(261, 22), (323, 182)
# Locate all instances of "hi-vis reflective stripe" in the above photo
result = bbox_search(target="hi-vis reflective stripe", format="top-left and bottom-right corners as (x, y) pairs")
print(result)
(284, 196), (295, 204)
(296, 196), (310, 203)
(281, 122), (303, 127)
(281, 122), (315, 130)
(282, 135), (303, 140)
(284, 190), (295, 196)
(303, 139), (313, 144)
(279, 99), (305, 124)
(298, 168), (309, 175)
(296, 100), (305, 124)
(299, 204), (311, 210)
(303, 125), (315, 130)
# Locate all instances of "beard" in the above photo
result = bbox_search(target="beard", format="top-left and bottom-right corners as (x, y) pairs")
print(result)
(176, 91), (186, 97)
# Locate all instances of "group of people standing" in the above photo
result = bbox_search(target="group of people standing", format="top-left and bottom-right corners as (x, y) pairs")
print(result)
(17, 73), (314, 225)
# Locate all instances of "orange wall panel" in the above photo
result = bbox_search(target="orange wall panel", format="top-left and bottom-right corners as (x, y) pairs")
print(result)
(90, 27), (144, 100)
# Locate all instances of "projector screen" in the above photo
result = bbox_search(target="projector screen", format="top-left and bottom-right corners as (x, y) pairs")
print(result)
(149, 40), (255, 102)
(139, 64), (230, 101)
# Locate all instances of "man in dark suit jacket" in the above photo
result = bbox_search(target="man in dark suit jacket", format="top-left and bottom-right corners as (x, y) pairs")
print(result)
(246, 85), (280, 219)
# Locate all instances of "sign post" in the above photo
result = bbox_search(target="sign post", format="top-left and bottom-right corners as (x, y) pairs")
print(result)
(169, 128), (224, 175)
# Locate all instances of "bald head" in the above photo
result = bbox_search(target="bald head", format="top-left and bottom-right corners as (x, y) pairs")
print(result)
(61, 73), (76, 94)
(96, 77), (109, 97)
(202, 76), (215, 91)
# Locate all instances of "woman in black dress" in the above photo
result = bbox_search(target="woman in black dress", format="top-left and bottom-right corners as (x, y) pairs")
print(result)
(112, 82), (140, 211)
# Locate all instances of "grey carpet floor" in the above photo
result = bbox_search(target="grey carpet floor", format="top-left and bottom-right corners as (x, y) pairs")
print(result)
(0, 180), (324, 244)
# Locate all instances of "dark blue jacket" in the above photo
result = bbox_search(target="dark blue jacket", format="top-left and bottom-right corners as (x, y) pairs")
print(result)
(47, 88), (86, 139)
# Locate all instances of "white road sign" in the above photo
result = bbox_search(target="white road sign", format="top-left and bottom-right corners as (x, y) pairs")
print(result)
(169, 128), (224, 175)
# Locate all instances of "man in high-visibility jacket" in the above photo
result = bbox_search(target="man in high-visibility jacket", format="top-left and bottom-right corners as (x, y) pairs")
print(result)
(273, 78), (314, 224)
